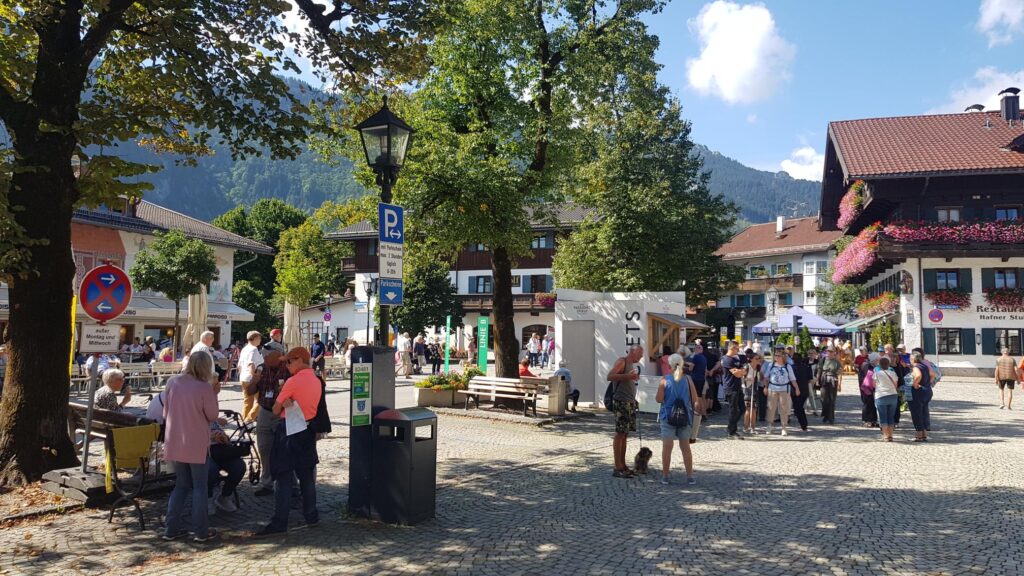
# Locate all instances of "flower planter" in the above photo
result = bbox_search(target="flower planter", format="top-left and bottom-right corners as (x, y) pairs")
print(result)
(414, 387), (454, 408)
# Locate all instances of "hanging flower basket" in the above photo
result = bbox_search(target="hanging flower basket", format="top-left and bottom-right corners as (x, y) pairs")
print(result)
(837, 180), (865, 229)
(831, 223), (880, 284)
(857, 292), (898, 317)
(924, 288), (972, 310)
(535, 292), (557, 307)
(983, 287), (1024, 308)
(882, 219), (1024, 244)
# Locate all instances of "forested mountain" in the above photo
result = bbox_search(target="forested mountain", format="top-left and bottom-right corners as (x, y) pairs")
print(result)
(694, 144), (821, 224)
(90, 80), (819, 224)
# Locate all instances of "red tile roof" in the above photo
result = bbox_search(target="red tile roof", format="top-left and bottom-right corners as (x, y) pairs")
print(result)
(830, 111), (1024, 179)
(716, 217), (842, 260)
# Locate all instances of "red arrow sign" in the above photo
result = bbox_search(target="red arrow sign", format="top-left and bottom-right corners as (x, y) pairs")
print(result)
(79, 264), (133, 323)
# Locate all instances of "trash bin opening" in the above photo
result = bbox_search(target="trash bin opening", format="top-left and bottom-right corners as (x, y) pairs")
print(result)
(377, 425), (404, 441)
(414, 423), (433, 441)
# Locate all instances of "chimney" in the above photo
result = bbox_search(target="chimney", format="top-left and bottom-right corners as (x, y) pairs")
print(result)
(776, 216), (785, 235)
(999, 87), (1020, 124)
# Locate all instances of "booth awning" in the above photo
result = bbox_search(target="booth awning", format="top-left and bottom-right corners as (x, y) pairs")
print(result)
(840, 313), (891, 333)
(752, 306), (842, 336)
(648, 313), (710, 330)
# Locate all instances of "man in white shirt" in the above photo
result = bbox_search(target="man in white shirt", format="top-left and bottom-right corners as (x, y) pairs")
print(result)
(190, 330), (216, 356)
(238, 330), (264, 422)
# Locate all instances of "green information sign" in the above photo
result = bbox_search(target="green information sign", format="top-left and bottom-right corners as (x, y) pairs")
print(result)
(477, 316), (489, 373)
(444, 314), (451, 374)
(351, 362), (372, 427)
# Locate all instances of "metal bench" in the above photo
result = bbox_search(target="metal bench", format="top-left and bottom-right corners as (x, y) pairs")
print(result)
(456, 376), (540, 416)
(119, 362), (155, 391)
(323, 356), (345, 378)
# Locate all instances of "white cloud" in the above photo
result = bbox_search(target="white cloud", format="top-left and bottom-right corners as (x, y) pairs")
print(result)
(978, 0), (1024, 46)
(928, 66), (1024, 113)
(780, 146), (824, 181)
(746, 113), (758, 123)
(685, 1), (796, 104)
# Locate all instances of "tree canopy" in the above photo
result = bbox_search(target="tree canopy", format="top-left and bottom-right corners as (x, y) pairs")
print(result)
(389, 264), (464, 336)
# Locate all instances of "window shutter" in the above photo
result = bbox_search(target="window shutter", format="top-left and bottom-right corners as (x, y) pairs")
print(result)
(982, 328), (996, 356)
(958, 269), (973, 292)
(522, 276), (532, 293)
(981, 268), (995, 291)
(729, 295), (736, 308)
(1018, 269), (1024, 289)
(546, 275), (553, 291)
(922, 328), (936, 355)
(923, 269), (937, 292)
(961, 328), (976, 355)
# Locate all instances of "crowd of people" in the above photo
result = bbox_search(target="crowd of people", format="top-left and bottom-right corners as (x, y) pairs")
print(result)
(608, 337), (947, 484)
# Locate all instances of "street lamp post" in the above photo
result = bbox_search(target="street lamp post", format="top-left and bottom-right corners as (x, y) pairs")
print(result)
(354, 95), (414, 347)
(363, 278), (377, 345)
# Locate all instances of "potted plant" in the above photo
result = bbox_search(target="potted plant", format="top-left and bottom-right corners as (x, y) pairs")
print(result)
(535, 291), (557, 307)
(925, 288), (972, 310)
(414, 374), (456, 407)
(837, 180), (865, 229)
(984, 287), (1024, 308)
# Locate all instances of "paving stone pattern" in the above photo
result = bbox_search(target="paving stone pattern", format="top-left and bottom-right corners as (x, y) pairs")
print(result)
(2, 378), (1022, 575)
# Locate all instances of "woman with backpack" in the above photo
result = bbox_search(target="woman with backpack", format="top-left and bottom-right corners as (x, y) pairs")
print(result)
(656, 353), (702, 485)
(764, 348), (798, 436)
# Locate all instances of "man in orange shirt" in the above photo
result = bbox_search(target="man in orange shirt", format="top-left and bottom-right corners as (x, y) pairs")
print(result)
(255, 347), (322, 536)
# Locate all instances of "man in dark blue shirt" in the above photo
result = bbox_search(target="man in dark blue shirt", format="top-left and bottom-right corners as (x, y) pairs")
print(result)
(721, 341), (748, 438)
(689, 344), (708, 412)
(310, 334), (326, 376)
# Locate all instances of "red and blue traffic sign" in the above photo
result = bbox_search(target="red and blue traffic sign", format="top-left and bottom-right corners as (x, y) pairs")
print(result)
(79, 264), (132, 323)
(928, 309), (944, 323)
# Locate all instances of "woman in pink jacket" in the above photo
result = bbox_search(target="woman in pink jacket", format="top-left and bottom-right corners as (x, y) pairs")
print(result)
(162, 350), (220, 542)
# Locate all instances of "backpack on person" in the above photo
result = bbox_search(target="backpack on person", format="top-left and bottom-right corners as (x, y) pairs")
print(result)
(603, 360), (628, 411)
(665, 377), (690, 428)
(309, 376), (332, 435)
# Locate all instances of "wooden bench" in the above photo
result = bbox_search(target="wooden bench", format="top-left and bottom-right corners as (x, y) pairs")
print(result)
(456, 376), (540, 416)
(70, 364), (89, 394)
(323, 356), (345, 378)
(119, 362), (155, 391)
(150, 362), (182, 389)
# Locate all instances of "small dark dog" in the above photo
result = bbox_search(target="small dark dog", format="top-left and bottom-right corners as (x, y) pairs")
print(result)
(633, 447), (653, 475)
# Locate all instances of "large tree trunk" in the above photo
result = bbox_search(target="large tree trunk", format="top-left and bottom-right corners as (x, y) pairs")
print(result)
(490, 247), (519, 378)
(0, 153), (80, 484)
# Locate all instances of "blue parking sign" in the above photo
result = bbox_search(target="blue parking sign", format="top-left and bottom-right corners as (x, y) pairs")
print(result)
(378, 203), (404, 244)
(378, 278), (404, 306)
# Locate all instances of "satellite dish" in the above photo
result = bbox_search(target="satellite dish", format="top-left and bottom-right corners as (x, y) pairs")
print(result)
(999, 87), (1021, 96)
(964, 104), (985, 112)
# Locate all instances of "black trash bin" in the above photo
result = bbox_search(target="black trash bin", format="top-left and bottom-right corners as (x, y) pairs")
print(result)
(370, 407), (437, 525)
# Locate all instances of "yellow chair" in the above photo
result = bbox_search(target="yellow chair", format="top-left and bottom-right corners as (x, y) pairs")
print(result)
(104, 423), (161, 530)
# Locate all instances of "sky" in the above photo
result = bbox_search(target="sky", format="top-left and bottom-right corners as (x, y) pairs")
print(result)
(644, 0), (1024, 180)
(279, 0), (1024, 182)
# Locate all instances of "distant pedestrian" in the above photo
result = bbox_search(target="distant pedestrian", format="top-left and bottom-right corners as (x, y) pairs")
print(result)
(518, 357), (536, 378)
(527, 333), (541, 367)
(909, 352), (933, 442)
(819, 348), (842, 424)
(553, 360), (577, 412)
(744, 353), (764, 434)
(414, 335), (427, 375)
(764, 348), (797, 436)
(688, 344), (708, 416)
(428, 338), (443, 375)
(541, 334), (552, 368)
(995, 347), (1017, 410)
(858, 352), (879, 427)
(872, 355), (899, 442)
(399, 332), (413, 377)
(656, 354), (701, 485)
(791, 352), (812, 432)
(238, 331), (264, 423)
(264, 329), (286, 355)
(721, 342), (748, 439)
(310, 333), (326, 376)
(253, 350), (290, 497)
(609, 345), (643, 478)
(547, 335), (555, 368)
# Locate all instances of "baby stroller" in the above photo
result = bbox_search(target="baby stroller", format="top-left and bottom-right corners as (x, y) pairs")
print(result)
(219, 409), (261, 485)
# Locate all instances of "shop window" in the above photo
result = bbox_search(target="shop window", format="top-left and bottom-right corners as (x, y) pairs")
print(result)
(936, 207), (961, 223)
(935, 270), (959, 290)
(995, 206), (1020, 221)
(995, 269), (1018, 289)
(938, 329), (961, 354)
(996, 329), (1022, 356)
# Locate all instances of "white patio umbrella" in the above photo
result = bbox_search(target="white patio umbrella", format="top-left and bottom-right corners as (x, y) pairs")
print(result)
(182, 286), (208, 351)
(283, 300), (303, 351)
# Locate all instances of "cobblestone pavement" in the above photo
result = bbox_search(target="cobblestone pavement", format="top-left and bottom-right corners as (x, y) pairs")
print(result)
(3, 377), (1023, 575)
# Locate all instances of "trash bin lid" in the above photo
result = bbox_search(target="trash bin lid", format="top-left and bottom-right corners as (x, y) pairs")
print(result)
(376, 407), (437, 422)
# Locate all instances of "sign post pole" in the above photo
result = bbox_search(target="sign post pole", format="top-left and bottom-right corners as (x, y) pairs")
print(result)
(444, 315), (451, 374)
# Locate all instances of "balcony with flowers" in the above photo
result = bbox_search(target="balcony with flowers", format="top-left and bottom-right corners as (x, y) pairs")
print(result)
(876, 219), (1024, 259)
(856, 291), (899, 318)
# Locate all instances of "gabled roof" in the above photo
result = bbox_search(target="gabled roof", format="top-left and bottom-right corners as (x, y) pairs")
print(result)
(326, 203), (593, 240)
(73, 200), (274, 255)
(829, 110), (1024, 179)
(716, 216), (841, 260)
